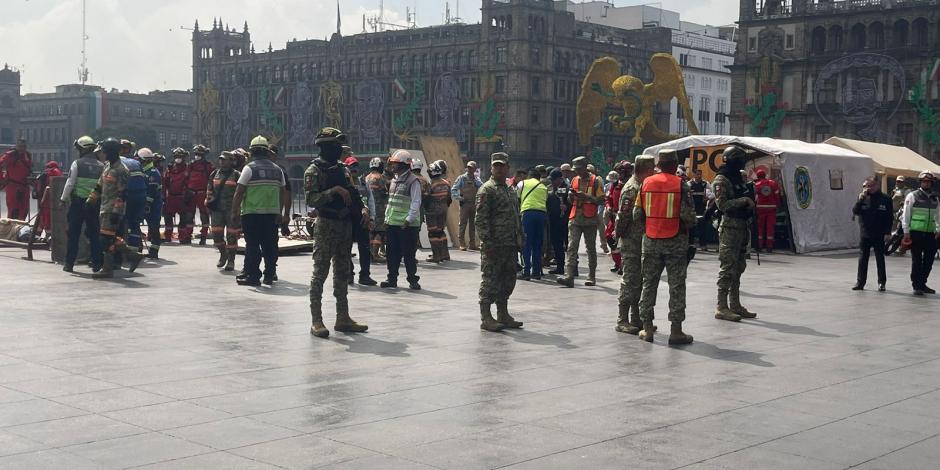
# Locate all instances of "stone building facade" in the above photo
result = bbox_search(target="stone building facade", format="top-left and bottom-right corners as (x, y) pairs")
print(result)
(0, 65), (20, 147)
(192, 0), (672, 177)
(730, 0), (940, 161)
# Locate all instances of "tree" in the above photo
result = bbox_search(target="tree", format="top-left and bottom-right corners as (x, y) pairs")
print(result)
(91, 124), (160, 152)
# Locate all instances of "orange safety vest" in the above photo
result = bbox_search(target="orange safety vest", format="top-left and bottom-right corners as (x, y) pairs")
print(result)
(569, 175), (599, 219)
(641, 173), (682, 239)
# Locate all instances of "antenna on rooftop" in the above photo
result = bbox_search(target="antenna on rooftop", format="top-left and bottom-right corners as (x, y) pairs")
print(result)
(78, 0), (90, 89)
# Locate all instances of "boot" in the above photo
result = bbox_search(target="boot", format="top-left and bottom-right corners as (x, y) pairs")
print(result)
(627, 309), (655, 334)
(557, 276), (574, 288)
(614, 304), (634, 334)
(668, 321), (694, 345)
(715, 290), (742, 322)
(92, 253), (114, 279)
(730, 290), (757, 319)
(224, 249), (236, 271)
(334, 311), (368, 333)
(216, 247), (227, 268)
(62, 262), (74, 273)
(310, 312), (330, 338)
(480, 303), (504, 332)
(638, 321), (655, 342)
(441, 245), (451, 261)
(199, 234), (207, 246)
(496, 301), (523, 329)
(147, 245), (159, 259)
(120, 245), (144, 273)
(585, 272), (596, 287)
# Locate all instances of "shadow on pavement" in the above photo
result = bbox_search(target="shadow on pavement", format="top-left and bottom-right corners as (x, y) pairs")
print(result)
(676, 341), (775, 367)
(251, 279), (309, 296)
(332, 334), (410, 357)
(504, 330), (578, 350)
(746, 318), (839, 338)
(740, 291), (797, 302)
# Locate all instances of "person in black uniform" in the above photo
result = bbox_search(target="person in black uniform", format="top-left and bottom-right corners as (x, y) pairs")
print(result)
(546, 169), (569, 275)
(852, 176), (894, 291)
(689, 169), (710, 250)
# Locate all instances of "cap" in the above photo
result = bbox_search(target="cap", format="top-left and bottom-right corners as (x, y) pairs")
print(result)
(896, 175), (906, 182)
(120, 139), (136, 151)
(315, 127), (347, 145)
(606, 170), (619, 183)
(491, 152), (510, 165)
(549, 169), (564, 179)
(249, 136), (269, 150)
(560, 163), (573, 172)
(219, 151), (234, 161)
(343, 156), (360, 167)
(634, 155), (655, 172)
(657, 149), (678, 164)
(571, 156), (588, 169)
(535, 164), (546, 173)
(466, 161), (478, 168)
(919, 171), (936, 181)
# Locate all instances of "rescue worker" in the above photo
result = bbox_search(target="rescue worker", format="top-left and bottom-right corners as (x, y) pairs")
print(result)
(269, 144), (292, 281)
(518, 167), (548, 280)
(120, 141), (147, 255)
(689, 169), (711, 250)
(0, 138), (32, 220)
(901, 171), (940, 295)
(852, 176), (893, 291)
(634, 150), (697, 344)
(232, 136), (290, 286)
(546, 169), (569, 275)
(35, 161), (63, 239)
(140, 149), (163, 259)
(892, 175), (910, 237)
(365, 157), (389, 263)
(605, 163), (631, 274)
(426, 161), (453, 263)
(558, 156), (604, 287)
(713, 145), (757, 322)
(206, 151), (241, 271)
(162, 148), (190, 242)
(753, 169), (780, 253)
(344, 150), (378, 286)
(451, 161), (482, 250)
(60, 136), (104, 272)
(412, 159), (430, 252)
(381, 149), (423, 290)
(185, 144), (214, 245)
(87, 138), (143, 278)
(476, 152), (524, 332)
(615, 156), (655, 334)
(304, 127), (368, 337)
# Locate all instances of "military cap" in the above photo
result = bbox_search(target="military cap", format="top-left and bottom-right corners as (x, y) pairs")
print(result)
(535, 164), (546, 173)
(559, 163), (573, 172)
(218, 151), (234, 160)
(491, 152), (510, 165)
(314, 127), (347, 145)
(657, 149), (678, 164)
(467, 160), (478, 168)
(571, 156), (589, 169)
(634, 155), (655, 172)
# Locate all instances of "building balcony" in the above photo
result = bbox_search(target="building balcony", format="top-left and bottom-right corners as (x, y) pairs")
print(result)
(808, 0), (939, 14)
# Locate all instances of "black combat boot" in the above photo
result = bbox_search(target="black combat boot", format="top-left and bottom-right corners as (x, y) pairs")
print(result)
(495, 301), (523, 329)
(224, 249), (236, 271)
(92, 253), (114, 279)
(480, 303), (504, 332)
(216, 247), (227, 268)
(334, 306), (368, 333)
(668, 321), (693, 345)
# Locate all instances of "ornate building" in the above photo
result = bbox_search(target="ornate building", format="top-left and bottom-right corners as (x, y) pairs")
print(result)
(192, 0), (672, 176)
(730, 0), (940, 161)
(0, 65), (20, 146)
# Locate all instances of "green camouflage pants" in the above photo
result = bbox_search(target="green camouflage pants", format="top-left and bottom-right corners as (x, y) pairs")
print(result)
(617, 234), (642, 315)
(717, 225), (748, 295)
(565, 223), (597, 278)
(638, 236), (689, 323)
(309, 217), (353, 322)
(480, 245), (518, 304)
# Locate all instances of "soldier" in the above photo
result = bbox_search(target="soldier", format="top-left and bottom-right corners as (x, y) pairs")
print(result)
(87, 138), (144, 279)
(207, 151), (241, 271)
(557, 156), (605, 287)
(476, 152), (524, 332)
(615, 155), (655, 334)
(365, 157), (390, 263)
(713, 145), (758, 322)
(162, 148), (189, 242)
(634, 150), (696, 344)
(426, 161), (453, 263)
(304, 128), (369, 338)
(140, 149), (163, 259)
(344, 151), (378, 286)
(452, 161), (483, 250)
(60, 136), (104, 273)
(186, 144), (215, 245)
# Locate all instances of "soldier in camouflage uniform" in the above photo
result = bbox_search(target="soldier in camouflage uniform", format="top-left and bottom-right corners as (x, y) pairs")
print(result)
(475, 152), (524, 332)
(713, 145), (757, 322)
(635, 150), (697, 344)
(88, 138), (143, 279)
(304, 128), (369, 338)
(207, 151), (241, 271)
(366, 158), (390, 263)
(615, 155), (655, 334)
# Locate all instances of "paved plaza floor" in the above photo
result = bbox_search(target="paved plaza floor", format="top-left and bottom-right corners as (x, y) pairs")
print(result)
(0, 241), (939, 469)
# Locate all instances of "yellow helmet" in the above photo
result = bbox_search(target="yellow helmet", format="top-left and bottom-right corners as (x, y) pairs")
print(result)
(250, 135), (269, 150)
(74, 135), (96, 151)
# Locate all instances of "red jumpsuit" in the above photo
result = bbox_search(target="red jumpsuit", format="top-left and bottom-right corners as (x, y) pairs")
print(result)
(0, 150), (32, 220)
(605, 181), (623, 269)
(37, 162), (63, 234)
(162, 163), (189, 242)
(184, 159), (214, 241)
(754, 177), (781, 250)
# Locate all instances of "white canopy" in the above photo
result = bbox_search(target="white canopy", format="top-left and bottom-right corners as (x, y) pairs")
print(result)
(824, 137), (940, 182)
(644, 136), (874, 253)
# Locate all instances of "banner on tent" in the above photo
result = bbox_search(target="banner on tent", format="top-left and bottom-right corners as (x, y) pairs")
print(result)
(684, 146), (726, 181)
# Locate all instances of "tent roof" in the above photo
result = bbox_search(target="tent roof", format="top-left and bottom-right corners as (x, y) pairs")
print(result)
(644, 135), (868, 160)
(823, 137), (940, 178)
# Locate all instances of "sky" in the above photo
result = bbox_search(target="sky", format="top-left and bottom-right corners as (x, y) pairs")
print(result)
(0, 0), (739, 94)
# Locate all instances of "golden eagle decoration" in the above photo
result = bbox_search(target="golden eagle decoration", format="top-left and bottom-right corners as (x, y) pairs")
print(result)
(577, 53), (699, 146)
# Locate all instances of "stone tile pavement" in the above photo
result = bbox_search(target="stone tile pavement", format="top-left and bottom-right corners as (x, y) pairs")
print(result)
(0, 242), (938, 469)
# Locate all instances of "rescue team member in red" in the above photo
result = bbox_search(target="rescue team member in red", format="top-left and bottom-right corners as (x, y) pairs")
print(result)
(558, 156), (605, 287)
(0, 138), (33, 220)
(36, 161), (63, 237)
(753, 169), (780, 253)
(185, 144), (215, 245)
(162, 148), (190, 242)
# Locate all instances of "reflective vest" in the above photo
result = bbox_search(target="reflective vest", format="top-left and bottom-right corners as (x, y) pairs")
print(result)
(910, 189), (938, 234)
(569, 175), (599, 219)
(386, 172), (418, 226)
(122, 157), (147, 192)
(641, 173), (682, 239)
(241, 158), (284, 215)
(519, 178), (547, 212)
(72, 155), (104, 199)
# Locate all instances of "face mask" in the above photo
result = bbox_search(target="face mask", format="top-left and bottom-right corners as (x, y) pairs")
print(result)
(174, 158), (183, 164)
(194, 155), (202, 161)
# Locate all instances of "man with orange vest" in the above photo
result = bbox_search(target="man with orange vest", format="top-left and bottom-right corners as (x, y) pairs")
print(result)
(635, 149), (697, 345)
(557, 156), (605, 287)
(0, 139), (33, 220)
(753, 169), (780, 253)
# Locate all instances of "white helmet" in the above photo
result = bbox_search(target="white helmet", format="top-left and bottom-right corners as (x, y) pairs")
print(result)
(428, 162), (443, 177)
(411, 159), (424, 170)
(369, 157), (383, 169)
(136, 148), (154, 160)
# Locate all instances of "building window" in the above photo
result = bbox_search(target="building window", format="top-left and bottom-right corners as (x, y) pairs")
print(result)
(897, 123), (914, 148)
(785, 33), (795, 49)
(495, 75), (506, 94)
(495, 46), (507, 64)
(180, 111), (187, 121)
(137, 108), (143, 118)
(701, 77), (712, 90)
(698, 96), (710, 134)
(685, 73), (695, 89)
(531, 105), (540, 125)
(813, 125), (831, 142)
(159, 132), (166, 146)
(679, 53), (689, 66)
(701, 57), (713, 70)
(532, 77), (541, 96)
(531, 47), (541, 66)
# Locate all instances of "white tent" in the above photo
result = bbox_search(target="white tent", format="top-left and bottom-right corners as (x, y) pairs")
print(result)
(644, 136), (874, 253)
(824, 137), (940, 190)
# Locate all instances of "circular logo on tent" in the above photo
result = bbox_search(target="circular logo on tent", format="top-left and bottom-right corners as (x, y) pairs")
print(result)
(794, 166), (812, 209)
